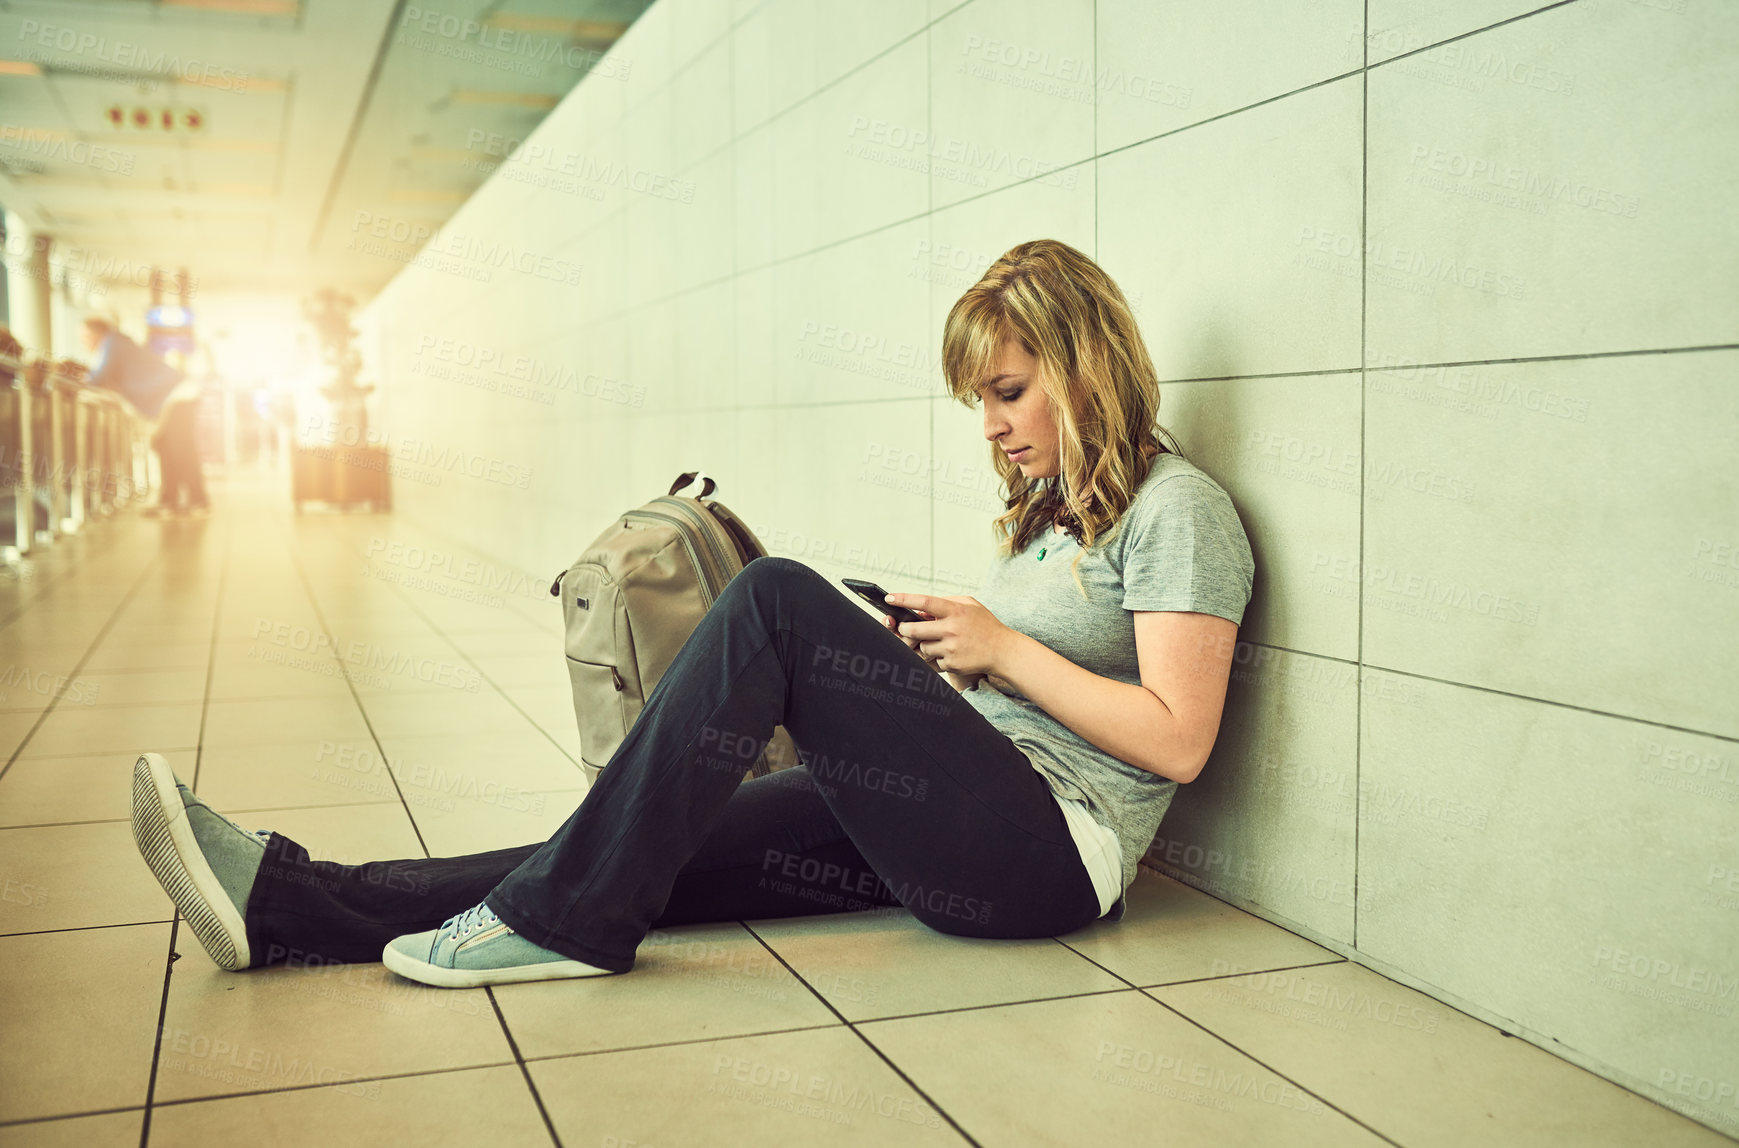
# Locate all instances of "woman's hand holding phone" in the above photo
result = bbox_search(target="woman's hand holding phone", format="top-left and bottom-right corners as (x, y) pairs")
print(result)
(842, 578), (993, 692)
(881, 607), (935, 660)
(883, 591), (994, 692)
(882, 610), (984, 691)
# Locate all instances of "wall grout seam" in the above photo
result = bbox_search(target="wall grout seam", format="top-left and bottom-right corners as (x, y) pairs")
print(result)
(1354, 0), (1369, 955)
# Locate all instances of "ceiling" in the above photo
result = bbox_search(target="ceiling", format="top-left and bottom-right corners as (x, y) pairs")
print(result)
(0, 0), (649, 303)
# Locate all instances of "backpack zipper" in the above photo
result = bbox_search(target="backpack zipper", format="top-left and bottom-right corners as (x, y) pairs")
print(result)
(656, 497), (737, 585)
(625, 507), (726, 607)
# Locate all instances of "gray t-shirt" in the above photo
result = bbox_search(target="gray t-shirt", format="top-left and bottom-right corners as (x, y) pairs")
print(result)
(964, 452), (1255, 919)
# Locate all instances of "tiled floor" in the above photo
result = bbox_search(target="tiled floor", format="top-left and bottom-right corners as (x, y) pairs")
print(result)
(0, 472), (1731, 1147)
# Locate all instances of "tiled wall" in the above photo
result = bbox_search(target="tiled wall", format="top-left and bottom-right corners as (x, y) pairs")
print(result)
(357, 0), (1739, 1133)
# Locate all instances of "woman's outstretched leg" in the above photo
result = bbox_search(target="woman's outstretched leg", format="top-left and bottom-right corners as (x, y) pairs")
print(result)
(135, 751), (900, 971)
(431, 556), (1098, 982)
(243, 764), (904, 969)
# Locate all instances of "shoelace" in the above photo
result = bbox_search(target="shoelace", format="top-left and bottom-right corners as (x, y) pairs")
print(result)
(444, 902), (501, 942)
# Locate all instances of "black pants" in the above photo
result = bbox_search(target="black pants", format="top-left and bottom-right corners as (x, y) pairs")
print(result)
(243, 557), (1102, 973)
(153, 398), (207, 510)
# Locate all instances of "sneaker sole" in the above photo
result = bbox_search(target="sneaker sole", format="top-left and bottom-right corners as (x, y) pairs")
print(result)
(130, 753), (251, 971)
(381, 941), (614, 989)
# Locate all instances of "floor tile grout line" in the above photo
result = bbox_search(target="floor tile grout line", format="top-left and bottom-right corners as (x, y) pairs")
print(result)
(2, 815), (164, 830)
(738, 920), (984, 1147)
(1141, 991), (1407, 1147)
(337, 504), (563, 637)
(1119, 868), (1739, 1132)
(143, 514), (233, 1148)
(1038, 927), (1145, 989)
(137, 918), (181, 1148)
(0, 794), (435, 833)
(285, 525), (434, 860)
(484, 987), (565, 1148)
(518, 1023), (842, 1065)
(0, 1104), (146, 1130)
(848, 985), (1141, 1028)
(0, 549), (162, 786)
(1140, 958), (1350, 990)
(0, 918), (173, 940)
(837, 1025), (985, 1147)
(0, 786), (490, 827)
(188, 516), (233, 794)
(311, 516), (589, 773)
(0, 507), (137, 635)
(140, 1058), (523, 1111)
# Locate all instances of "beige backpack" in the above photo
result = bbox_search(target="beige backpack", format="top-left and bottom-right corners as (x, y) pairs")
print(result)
(550, 471), (800, 788)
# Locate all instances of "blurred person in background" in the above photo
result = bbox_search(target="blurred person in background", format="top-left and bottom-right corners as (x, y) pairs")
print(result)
(0, 326), (47, 539)
(0, 325), (22, 378)
(82, 316), (208, 517)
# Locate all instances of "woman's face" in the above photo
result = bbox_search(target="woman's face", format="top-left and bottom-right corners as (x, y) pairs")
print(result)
(979, 336), (1060, 478)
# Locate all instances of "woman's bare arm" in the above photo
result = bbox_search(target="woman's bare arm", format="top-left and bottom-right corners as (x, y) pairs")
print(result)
(882, 600), (1238, 782)
(992, 611), (1238, 785)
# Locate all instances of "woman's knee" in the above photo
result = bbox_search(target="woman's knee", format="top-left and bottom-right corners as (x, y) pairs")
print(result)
(909, 893), (1092, 941)
(905, 893), (1000, 938)
(729, 556), (829, 615)
(738, 555), (814, 589)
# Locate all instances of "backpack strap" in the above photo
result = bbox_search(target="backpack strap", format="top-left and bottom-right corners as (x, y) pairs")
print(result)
(704, 501), (766, 569)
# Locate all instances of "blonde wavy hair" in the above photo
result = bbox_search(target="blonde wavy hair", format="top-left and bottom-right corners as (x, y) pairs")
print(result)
(942, 239), (1180, 597)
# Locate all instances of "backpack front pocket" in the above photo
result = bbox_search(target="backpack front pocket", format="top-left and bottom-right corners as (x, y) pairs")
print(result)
(566, 656), (628, 778)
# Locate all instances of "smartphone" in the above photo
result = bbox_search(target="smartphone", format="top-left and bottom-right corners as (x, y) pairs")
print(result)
(841, 578), (925, 625)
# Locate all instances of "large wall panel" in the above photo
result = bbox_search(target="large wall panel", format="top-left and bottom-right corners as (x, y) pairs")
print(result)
(1363, 350), (1739, 739)
(1365, 1), (1739, 363)
(1360, 672), (1739, 1131)
(1097, 76), (1363, 382)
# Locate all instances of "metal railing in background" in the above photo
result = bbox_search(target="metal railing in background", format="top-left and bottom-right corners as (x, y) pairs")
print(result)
(0, 352), (152, 556)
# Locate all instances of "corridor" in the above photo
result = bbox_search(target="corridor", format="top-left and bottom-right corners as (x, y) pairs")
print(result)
(0, 475), (1724, 1146)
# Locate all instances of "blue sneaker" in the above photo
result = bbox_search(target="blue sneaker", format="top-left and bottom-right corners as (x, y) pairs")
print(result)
(130, 752), (271, 971)
(382, 903), (616, 988)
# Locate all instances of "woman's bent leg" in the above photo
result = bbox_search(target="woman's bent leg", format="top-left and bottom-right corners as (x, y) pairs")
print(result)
(652, 766), (902, 927)
(486, 556), (1099, 973)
